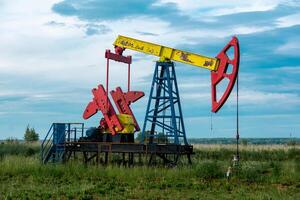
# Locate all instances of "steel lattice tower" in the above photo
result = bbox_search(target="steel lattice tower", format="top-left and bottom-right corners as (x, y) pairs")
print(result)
(141, 62), (188, 145)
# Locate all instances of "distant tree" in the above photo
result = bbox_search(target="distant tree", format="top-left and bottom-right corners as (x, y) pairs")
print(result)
(5, 137), (19, 144)
(24, 125), (39, 142)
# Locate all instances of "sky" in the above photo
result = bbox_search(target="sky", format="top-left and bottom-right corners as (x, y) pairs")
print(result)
(0, 0), (300, 139)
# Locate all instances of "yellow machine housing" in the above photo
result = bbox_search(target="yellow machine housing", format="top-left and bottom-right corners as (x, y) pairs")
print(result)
(105, 114), (135, 134)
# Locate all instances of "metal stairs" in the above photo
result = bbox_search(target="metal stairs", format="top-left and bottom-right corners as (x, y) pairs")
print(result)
(41, 123), (84, 164)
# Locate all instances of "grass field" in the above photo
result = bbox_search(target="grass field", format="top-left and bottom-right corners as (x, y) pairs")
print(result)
(0, 143), (299, 200)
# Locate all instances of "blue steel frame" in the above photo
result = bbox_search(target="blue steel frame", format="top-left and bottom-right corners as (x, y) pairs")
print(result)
(141, 62), (188, 145)
(41, 123), (84, 163)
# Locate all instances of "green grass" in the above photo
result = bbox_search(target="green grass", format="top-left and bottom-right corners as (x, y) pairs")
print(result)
(193, 147), (300, 161)
(0, 142), (40, 158)
(0, 143), (299, 199)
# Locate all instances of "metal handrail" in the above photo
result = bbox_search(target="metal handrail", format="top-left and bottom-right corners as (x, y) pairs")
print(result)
(41, 123), (54, 163)
(41, 122), (85, 163)
(41, 123), (53, 147)
(42, 135), (53, 163)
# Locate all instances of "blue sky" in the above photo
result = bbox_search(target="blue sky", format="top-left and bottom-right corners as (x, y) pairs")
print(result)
(0, 0), (300, 139)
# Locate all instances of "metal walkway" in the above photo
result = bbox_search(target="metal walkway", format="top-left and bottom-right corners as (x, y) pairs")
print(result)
(41, 122), (193, 166)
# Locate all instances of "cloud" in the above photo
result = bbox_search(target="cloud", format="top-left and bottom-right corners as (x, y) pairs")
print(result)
(156, 0), (296, 16)
(45, 20), (111, 36)
(136, 31), (159, 36)
(50, 0), (300, 43)
(45, 20), (66, 27)
(238, 90), (300, 106)
(275, 40), (300, 56)
(52, 0), (178, 21)
(233, 26), (272, 35)
(206, 1), (278, 16)
(185, 114), (300, 137)
(271, 66), (300, 74)
(84, 23), (111, 36)
(276, 13), (300, 28)
(164, 1), (300, 15)
(0, 89), (77, 105)
(1, 0), (300, 139)
(180, 88), (300, 108)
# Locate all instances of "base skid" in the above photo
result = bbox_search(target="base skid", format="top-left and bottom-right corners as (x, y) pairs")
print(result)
(62, 142), (194, 166)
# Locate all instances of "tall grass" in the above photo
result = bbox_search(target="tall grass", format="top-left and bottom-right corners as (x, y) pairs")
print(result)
(0, 142), (40, 158)
(194, 146), (300, 161)
(0, 143), (299, 199)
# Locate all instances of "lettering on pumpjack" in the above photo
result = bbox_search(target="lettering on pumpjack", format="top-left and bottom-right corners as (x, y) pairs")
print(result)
(120, 40), (155, 54)
(120, 40), (134, 48)
(135, 45), (144, 51)
(179, 52), (193, 63)
(204, 59), (213, 67)
(114, 35), (219, 71)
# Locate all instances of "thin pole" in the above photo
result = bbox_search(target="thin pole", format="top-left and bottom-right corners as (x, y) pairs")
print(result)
(106, 58), (109, 113)
(236, 74), (240, 161)
(128, 63), (131, 92)
(210, 112), (213, 135)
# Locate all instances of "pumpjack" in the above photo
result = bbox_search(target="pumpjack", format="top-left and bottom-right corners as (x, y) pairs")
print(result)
(82, 35), (239, 145)
(41, 35), (239, 165)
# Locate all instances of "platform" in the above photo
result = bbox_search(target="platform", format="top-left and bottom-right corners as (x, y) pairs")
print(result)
(41, 123), (194, 166)
(62, 142), (193, 166)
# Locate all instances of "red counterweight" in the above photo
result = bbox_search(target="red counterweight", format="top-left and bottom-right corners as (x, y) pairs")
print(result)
(111, 87), (144, 131)
(83, 84), (123, 135)
(83, 48), (144, 135)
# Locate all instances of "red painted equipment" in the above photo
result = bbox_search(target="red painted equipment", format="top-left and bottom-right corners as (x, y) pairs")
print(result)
(113, 35), (240, 113)
(83, 36), (239, 139)
(83, 84), (123, 135)
(83, 48), (144, 135)
(211, 37), (240, 112)
(111, 87), (144, 131)
(105, 49), (131, 64)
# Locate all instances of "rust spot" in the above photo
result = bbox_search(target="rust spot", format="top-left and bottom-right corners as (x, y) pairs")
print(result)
(148, 49), (154, 54)
(204, 60), (213, 67)
(180, 52), (193, 63)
